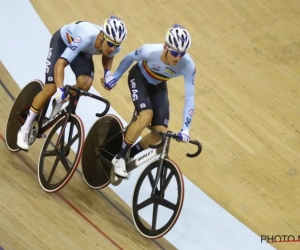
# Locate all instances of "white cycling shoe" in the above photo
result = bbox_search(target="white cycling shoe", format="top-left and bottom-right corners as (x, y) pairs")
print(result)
(112, 156), (128, 178)
(17, 127), (30, 150)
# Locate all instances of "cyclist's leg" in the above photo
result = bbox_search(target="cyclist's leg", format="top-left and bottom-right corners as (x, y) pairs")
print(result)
(130, 81), (169, 158)
(17, 29), (65, 150)
(69, 52), (94, 93)
(112, 63), (153, 177)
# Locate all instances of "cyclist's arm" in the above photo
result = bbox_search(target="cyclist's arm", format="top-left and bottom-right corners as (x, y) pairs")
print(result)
(102, 46), (121, 71)
(181, 65), (196, 131)
(113, 45), (149, 80)
(54, 35), (91, 88)
(54, 59), (68, 88)
(102, 54), (114, 71)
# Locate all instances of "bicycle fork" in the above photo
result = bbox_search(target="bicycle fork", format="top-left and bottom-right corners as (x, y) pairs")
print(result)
(54, 114), (70, 152)
(151, 137), (171, 197)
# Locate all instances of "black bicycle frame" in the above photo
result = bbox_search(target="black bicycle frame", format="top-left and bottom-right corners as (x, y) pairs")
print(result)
(37, 90), (80, 138)
(19, 84), (110, 141)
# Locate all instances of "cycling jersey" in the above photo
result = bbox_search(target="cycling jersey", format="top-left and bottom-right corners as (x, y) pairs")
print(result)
(113, 43), (196, 131)
(59, 21), (121, 63)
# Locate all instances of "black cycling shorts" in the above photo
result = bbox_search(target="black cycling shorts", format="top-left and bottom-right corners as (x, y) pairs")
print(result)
(45, 29), (94, 84)
(127, 63), (170, 127)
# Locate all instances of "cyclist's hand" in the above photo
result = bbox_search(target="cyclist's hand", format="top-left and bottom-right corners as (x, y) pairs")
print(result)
(54, 87), (68, 104)
(104, 75), (117, 91)
(177, 129), (190, 143)
(104, 69), (111, 77)
(101, 69), (112, 87)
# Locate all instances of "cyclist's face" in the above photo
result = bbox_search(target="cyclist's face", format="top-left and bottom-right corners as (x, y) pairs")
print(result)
(101, 34), (121, 56)
(164, 46), (185, 66)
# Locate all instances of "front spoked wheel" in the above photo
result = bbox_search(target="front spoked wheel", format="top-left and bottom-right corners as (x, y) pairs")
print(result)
(132, 158), (184, 239)
(38, 114), (85, 193)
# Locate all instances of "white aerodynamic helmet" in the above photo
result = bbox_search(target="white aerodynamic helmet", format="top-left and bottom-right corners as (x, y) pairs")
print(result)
(165, 24), (191, 52)
(102, 16), (127, 44)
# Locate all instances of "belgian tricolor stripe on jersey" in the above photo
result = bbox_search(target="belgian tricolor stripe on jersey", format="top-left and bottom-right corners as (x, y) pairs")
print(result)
(66, 20), (84, 44)
(142, 61), (170, 81)
(66, 33), (73, 44)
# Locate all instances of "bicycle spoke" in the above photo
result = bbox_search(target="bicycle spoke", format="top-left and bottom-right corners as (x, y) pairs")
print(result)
(62, 133), (79, 154)
(42, 150), (57, 157)
(137, 197), (154, 210)
(159, 199), (176, 211)
(99, 154), (112, 166)
(151, 200), (159, 231)
(68, 122), (75, 142)
(148, 172), (155, 189)
(64, 122), (75, 149)
(100, 147), (115, 158)
(160, 170), (174, 195)
(60, 155), (71, 172)
(99, 131), (123, 148)
(47, 156), (60, 184)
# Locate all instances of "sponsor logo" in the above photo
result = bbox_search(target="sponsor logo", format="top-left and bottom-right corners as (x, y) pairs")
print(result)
(135, 47), (143, 55)
(192, 68), (196, 85)
(68, 44), (77, 51)
(151, 64), (160, 71)
(165, 67), (176, 76)
(130, 80), (138, 101)
(47, 48), (53, 59)
(185, 117), (191, 127)
(132, 90), (138, 101)
(130, 79), (136, 88)
(45, 60), (51, 73)
(137, 150), (154, 162)
(73, 36), (82, 43)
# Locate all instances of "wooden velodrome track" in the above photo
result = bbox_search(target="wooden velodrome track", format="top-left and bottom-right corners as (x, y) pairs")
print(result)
(0, 0), (300, 249)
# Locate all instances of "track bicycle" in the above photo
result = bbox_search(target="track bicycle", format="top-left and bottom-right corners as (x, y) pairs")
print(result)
(5, 80), (110, 193)
(81, 111), (202, 238)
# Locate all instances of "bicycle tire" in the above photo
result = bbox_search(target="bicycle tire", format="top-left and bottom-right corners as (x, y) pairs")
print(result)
(38, 114), (85, 193)
(81, 114), (124, 189)
(5, 80), (44, 151)
(132, 158), (185, 238)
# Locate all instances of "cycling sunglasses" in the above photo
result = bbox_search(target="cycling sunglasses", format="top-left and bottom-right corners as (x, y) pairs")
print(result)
(167, 47), (186, 57)
(104, 35), (121, 48)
